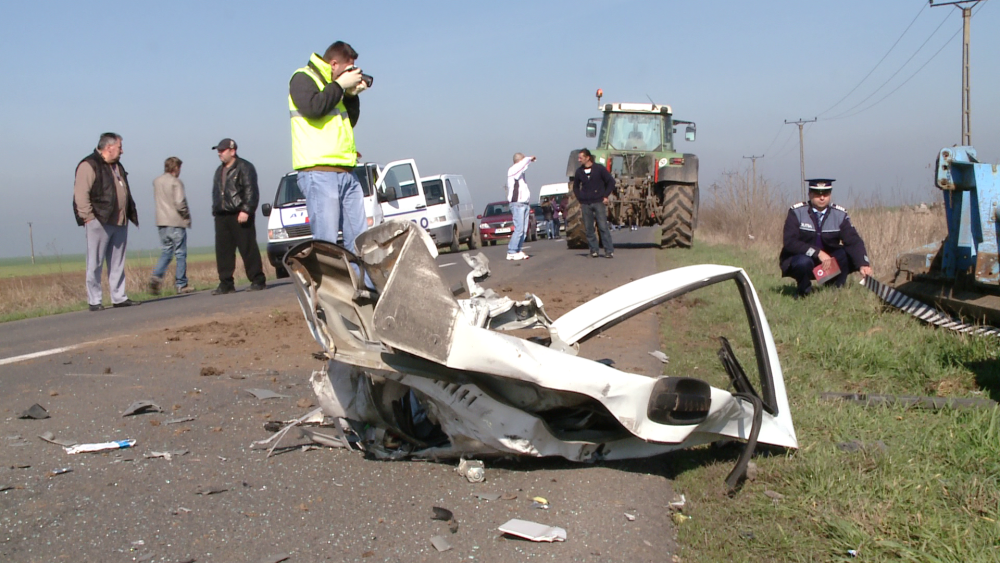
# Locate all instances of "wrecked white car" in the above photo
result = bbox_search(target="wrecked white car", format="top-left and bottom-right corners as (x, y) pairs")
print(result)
(282, 220), (797, 489)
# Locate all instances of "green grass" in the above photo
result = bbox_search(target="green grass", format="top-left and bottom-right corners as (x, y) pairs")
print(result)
(657, 241), (1000, 563)
(0, 246), (218, 277)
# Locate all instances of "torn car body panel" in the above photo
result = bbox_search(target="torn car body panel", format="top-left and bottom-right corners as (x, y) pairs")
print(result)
(284, 220), (797, 466)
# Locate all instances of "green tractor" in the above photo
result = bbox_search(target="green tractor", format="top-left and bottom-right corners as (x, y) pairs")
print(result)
(565, 89), (699, 249)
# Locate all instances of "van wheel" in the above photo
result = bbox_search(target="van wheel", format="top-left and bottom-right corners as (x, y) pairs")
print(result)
(449, 227), (460, 253)
(468, 224), (481, 249)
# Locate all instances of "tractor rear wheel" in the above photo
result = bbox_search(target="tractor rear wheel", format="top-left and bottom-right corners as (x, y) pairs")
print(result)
(564, 187), (588, 249)
(659, 184), (697, 249)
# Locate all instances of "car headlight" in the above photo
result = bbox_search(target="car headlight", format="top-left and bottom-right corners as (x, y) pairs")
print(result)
(481, 223), (492, 229)
(268, 228), (289, 241)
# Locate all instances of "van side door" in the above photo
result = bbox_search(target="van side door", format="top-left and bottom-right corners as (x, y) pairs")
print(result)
(376, 159), (429, 229)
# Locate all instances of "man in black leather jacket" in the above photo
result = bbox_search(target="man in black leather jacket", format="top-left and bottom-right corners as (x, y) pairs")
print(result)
(211, 138), (266, 294)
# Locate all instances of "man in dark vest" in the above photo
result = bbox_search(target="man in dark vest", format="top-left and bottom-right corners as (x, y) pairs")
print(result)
(779, 178), (873, 298)
(73, 132), (140, 311)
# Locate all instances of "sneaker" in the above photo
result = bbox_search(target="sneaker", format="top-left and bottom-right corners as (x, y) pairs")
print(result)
(605, 252), (614, 259)
(212, 285), (236, 295)
(89, 304), (105, 312)
(148, 277), (162, 296)
(176, 286), (195, 294)
(590, 251), (599, 258)
(247, 283), (267, 291)
(112, 299), (141, 308)
(506, 252), (527, 261)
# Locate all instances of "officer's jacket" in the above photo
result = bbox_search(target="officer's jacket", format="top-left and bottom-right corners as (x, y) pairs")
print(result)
(779, 202), (869, 271)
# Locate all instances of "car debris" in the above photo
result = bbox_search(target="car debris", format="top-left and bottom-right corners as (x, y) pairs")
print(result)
(498, 518), (566, 542)
(165, 415), (196, 425)
(18, 404), (50, 419)
(431, 506), (459, 533)
(122, 400), (163, 417)
(624, 512), (636, 521)
(38, 431), (77, 447)
(429, 535), (453, 552)
(144, 450), (189, 461)
(195, 485), (227, 495)
(648, 351), (669, 363)
(244, 388), (291, 401)
(65, 439), (136, 454)
(49, 468), (73, 477)
(472, 492), (501, 501)
(457, 458), (485, 482)
(282, 220), (798, 491)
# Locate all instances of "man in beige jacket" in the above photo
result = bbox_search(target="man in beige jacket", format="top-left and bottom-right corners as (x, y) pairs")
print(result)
(149, 156), (193, 294)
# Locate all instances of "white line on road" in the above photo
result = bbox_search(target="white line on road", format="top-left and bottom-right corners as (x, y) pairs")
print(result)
(0, 344), (81, 367)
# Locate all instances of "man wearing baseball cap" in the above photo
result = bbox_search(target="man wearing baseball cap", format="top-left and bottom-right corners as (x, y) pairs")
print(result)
(779, 178), (873, 298)
(210, 138), (266, 294)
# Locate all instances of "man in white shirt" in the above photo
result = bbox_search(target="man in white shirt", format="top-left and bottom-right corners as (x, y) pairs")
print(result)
(506, 153), (536, 260)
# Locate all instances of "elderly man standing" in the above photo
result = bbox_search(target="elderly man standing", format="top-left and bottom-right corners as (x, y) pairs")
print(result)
(506, 153), (536, 260)
(149, 157), (193, 295)
(211, 138), (266, 295)
(73, 132), (140, 311)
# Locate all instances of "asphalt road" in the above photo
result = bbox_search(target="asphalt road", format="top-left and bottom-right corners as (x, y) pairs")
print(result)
(0, 227), (681, 563)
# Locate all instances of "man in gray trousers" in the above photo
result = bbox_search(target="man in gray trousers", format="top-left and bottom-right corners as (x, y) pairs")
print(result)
(73, 132), (141, 311)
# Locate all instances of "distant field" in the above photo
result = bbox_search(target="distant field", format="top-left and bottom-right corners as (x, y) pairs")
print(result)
(0, 246), (218, 278)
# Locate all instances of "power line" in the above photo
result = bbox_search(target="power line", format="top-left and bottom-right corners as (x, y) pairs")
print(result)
(817, 1), (928, 117)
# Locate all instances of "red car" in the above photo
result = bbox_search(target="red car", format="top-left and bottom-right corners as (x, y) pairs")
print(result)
(477, 201), (537, 246)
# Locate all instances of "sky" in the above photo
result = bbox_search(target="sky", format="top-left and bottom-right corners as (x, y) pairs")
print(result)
(1, 0), (997, 259)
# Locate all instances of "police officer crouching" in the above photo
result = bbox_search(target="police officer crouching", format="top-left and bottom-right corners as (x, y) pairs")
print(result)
(779, 179), (873, 297)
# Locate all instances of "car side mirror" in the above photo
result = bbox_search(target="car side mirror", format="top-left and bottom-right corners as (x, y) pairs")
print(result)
(476, 214), (483, 219)
(261, 203), (272, 217)
(685, 125), (696, 142)
(586, 123), (597, 138)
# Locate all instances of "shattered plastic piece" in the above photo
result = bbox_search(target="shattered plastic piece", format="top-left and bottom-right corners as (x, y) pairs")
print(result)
(648, 351), (669, 363)
(65, 439), (136, 454)
(430, 535), (453, 552)
(257, 555), (290, 563)
(165, 416), (196, 425)
(144, 450), (189, 461)
(122, 400), (163, 417)
(457, 458), (485, 483)
(473, 492), (501, 501)
(531, 501), (550, 510)
(195, 485), (228, 495)
(38, 431), (77, 447)
(19, 404), (50, 419)
(498, 518), (567, 542)
(172, 507), (192, 515)
(245, 388), (291, 400)
(671, 513), (691, 525)
(624, 512), (636, 521)
(431, 506), (459, 533)
(49, 468), (73, 476)
(668, 494), (686, 511)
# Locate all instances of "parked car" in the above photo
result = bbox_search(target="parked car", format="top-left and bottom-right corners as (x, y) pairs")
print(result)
(531, 203), (549, 239)
(478, 201), (537, 246)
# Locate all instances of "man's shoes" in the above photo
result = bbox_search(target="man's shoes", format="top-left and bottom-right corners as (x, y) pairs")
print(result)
(605, 252), (614, 259)
(247, 283), (267, 292)
(590, 251), (599, 258)
(112, 299), (141, 308)
(506, 252), (528, 261)
(89, 304), (105, 312)
(177, 286), (195, 294)
(212, 285), (236, 295)
(148, 277), (162, 296)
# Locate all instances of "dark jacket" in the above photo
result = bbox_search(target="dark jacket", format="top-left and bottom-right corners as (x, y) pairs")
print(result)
(572, 163), (616, 204)
(289, 63), (360, 126)
(73, 151), (138, 227)
(212, 157), (259, 216)
(779, 202), (869, 274)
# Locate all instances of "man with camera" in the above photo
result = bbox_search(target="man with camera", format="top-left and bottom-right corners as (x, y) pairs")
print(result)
(289, 41), (372, 254)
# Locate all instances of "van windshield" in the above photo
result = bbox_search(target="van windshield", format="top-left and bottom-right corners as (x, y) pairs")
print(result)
(423, 179), (446, 206)
(274, 175), (305, 207)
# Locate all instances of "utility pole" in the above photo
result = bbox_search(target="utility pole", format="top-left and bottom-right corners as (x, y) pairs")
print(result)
(743, 155), (763, 193)
(785, 118), (817, 201)
(27, 222), (35, 264)
(930, 0), (979, 146)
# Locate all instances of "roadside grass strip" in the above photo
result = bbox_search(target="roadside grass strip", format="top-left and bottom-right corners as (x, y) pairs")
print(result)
(657, 242), (1000, 563)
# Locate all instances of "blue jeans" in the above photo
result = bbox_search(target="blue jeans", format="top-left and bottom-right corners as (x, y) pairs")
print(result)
(582, 201), (614, 255)
(152, 227), (188, 288)
(507, 202), (530, 254)
(546, 218), (559, 238)
(297, 170), (366, 253)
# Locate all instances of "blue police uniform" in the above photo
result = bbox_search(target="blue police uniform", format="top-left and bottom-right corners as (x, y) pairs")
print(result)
(779, 181), (870, 297)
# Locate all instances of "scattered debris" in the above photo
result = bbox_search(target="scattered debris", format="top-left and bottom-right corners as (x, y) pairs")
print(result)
(473, 492), (501, 501)
(195, 485), (228, 495)
(648, 351), (669, 363)
(172, 507), (192, 515)
(49, 468), (73, 477)
(500, 493), (518, 501)
(11, 463), (30, 469)
(429, 536), (453, 552)
(498, 518), (566, 542)
(671, 513), (691, 525)
(38, 431), (77, 447)
(18, 404), (50, 420)
(165, 415), (196, 425)
(457, 458), (485, 483)
(530, 496), (550, 509)
(144, 450), (189, 461)
(65, 439), (136, 455)
(624, 513), (636, 521)
(200, 366), (224, 376)
(122, 401), (163, 417)
(668, 494), (686, 511)
(431, 506), (459, 534)
(245, 388), (290, 400)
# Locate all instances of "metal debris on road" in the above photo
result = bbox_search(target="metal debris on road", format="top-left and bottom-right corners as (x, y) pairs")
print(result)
(38, 431), (77, 447)
(122, 401), (163, 417)
(172, 507), (192, 515)
(457, 458), (485, 482)
(430, 536), (453, 552)
(244, 388), (291, 400)
(49, 468), (73, 476)
(648, 351), (669, 363)
(165, 416), (196, 425)
(144, 450), (189, 461)
(498, 518), (567, 542)
(624, 513), (636, 521)
(195, 485), (228, 495)
(472, 492), (501, 501)
(18, 404), (50, 419)
(65, 439), (136, 455)
(431, 506), (459, 534)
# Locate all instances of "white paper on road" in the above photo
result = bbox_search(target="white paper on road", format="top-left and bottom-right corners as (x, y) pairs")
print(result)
(65, 439), (136, 454)
(498, 519), (567, 542)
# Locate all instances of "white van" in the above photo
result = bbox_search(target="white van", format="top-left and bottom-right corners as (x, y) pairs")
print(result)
(377, 159), (479, 251)
(537, 182), (569, 204)
(261, 163), (384, 278)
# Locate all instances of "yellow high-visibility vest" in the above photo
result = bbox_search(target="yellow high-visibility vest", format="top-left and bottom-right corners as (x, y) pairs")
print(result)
(289, 54), (357, 169)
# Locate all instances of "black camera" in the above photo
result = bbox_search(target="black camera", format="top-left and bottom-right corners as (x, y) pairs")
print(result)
(345, 66), (374, 88)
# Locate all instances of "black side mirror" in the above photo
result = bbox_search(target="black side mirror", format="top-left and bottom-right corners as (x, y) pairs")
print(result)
(262, 203), (272, 217)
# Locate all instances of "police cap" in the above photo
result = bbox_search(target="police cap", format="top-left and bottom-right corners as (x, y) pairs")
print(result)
(806, 178), (835, 192)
